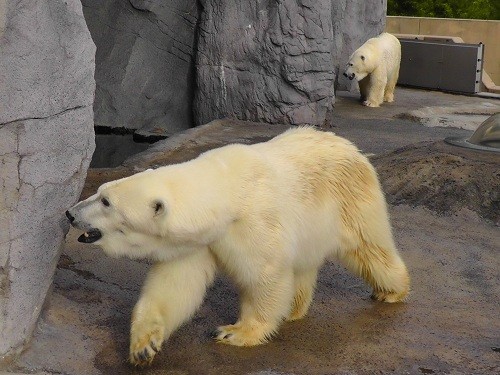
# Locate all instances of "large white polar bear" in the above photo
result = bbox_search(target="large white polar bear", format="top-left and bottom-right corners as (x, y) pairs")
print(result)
(67, 127), (410, 366)
(344, 32), (401, 107)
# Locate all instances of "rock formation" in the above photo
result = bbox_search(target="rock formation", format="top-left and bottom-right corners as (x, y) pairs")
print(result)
(194, 0), (386, 127)
(83, 0), (386, 133)
(0, 0), (95, 359)
(81, 0), (199, 137)
(332, 1), (388, 91)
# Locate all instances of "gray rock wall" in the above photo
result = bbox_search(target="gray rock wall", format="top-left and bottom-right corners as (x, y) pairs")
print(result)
(0, 0), (95, 359)
(332, 0), (387, 91)
(194, 0), (387, 127)
(83, 0), (386, 132)
(81, 0), (199, 137)
(194, 0), (335, 127)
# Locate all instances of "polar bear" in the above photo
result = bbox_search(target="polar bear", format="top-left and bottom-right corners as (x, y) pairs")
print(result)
(66, 127), (410, 366)
(344, 32), (401, 107)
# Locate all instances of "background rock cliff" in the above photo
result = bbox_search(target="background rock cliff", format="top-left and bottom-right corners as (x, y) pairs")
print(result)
(82, 0), (386, 135)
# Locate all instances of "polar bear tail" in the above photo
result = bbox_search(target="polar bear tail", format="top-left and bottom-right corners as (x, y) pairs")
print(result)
(340, 242), (410, 303)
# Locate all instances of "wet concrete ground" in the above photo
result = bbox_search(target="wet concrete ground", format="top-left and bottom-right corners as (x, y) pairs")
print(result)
(2, 88), (500, 375)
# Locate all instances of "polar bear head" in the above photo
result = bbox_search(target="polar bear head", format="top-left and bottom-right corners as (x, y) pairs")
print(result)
(66, 167), (232, 261)
(66, 170), (172, 260)
(343, 46), (377, 82)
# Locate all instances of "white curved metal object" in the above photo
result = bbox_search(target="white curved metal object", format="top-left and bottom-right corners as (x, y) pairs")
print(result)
(445, 112), (500, 152)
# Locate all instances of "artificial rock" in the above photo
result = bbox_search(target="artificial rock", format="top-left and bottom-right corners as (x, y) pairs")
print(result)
(0, 0), (95, 359)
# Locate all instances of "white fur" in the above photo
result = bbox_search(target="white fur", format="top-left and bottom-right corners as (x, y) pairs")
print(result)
(68, 127), (410, 366)
(344, 32), (401, 107)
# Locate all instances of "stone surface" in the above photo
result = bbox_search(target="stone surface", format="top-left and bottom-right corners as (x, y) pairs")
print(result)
(81, 0), (199, 137)
(373, 141), (500, 225)
(0, 0), (95, 360)
(396, 101), (500, 130)
(194, 0), (335, 127)
(82, 0), (387, 133)
(194, 0), (387, 127)
(332, 1), (388, 91)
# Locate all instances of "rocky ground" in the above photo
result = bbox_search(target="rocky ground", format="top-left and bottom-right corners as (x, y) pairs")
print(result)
(2, 87), (499, 375)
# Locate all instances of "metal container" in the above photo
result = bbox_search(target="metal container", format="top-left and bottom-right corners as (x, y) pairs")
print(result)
(398, 38), (484, 94)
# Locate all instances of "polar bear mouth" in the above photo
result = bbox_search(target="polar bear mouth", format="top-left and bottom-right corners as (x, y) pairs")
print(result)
(77, 228), (102, 244)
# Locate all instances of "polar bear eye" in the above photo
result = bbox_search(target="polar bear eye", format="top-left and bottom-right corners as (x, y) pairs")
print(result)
(101, 197), (110, 207)
(349, 63), (353, 67)
(360, 55), (365, 61)
(153, 200), (164, 215)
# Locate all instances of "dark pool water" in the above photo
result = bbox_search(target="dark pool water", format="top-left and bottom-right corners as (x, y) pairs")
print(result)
(90, 134), (152, 168)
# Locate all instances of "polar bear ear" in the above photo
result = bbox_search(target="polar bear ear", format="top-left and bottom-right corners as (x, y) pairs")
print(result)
(360, 55), (365, 61)
(152, 200), (166, 216)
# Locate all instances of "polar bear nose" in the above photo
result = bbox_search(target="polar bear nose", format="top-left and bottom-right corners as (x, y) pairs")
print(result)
(65, 210), (75, 223)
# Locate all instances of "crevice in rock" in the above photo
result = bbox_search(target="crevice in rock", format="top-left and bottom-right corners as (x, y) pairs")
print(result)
(0, 105), (88, 127)
(128, 0), (152, 13)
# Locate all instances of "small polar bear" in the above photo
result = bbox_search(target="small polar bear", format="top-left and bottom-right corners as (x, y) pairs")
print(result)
(344, 32), (401, 107)
(67, 127), (410, 367)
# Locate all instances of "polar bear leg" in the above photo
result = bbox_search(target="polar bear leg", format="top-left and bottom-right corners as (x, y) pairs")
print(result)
(213, 268), (294, 346)
(129, 248), (216, 366)
(358, 77), (370, 102)
(286, 268), (319, 321)
(340, 243), (410, 303)
(363, 69), (386, 107)
(384, 70), (399, 102)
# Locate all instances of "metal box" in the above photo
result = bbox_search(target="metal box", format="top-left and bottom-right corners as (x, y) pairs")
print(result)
(398, 39), (484, 94)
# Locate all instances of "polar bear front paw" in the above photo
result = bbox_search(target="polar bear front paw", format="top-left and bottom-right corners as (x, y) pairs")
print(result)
(371, 289), (409, 303)
(129, 327), (164, 367)
(362, 100), (380, 108)
(211, 322), (273, 346)
(384, 95), (394, 103)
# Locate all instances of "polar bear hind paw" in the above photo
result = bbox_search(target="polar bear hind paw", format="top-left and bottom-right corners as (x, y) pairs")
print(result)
(211, 322), (273, 346)
(371, 289), (409, 303)
(129, 328), (164, 367)
(362, 100), (380, 107)
(384, 93), (394, 102)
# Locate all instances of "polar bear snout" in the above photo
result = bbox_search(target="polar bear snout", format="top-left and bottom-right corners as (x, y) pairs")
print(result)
(66, 206), (89, 230)
(65, 210), (75, 223)
(66, 205), (104, 244)
(344, 72), (355, 80)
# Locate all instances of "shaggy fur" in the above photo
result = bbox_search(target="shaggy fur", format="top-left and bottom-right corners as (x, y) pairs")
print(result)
(67, 127), (410, 366)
